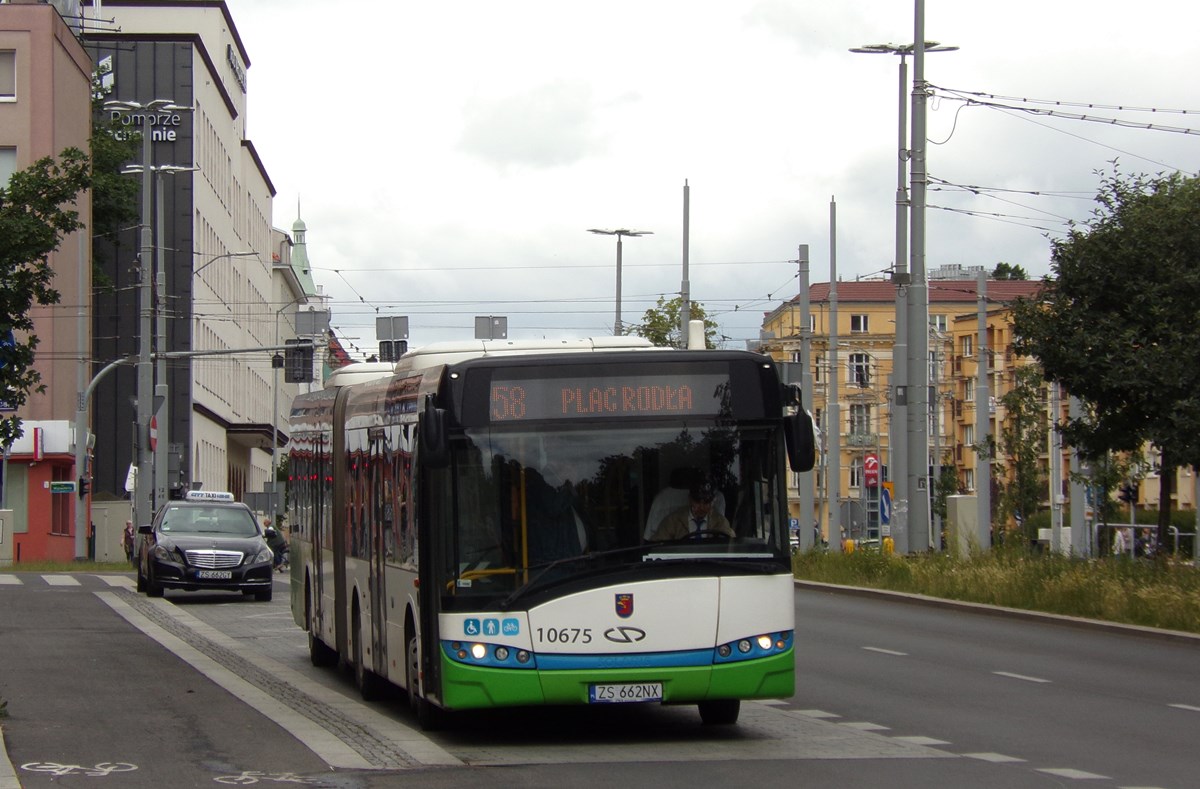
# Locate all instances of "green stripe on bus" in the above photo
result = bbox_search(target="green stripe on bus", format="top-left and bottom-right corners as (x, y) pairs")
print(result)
(438, 648), (794, 710)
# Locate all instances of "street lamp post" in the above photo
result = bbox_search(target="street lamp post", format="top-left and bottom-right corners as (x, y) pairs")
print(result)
(849, 38), (956, 553)
(587, 228), (653, 335)
(101, 98), (189, 529)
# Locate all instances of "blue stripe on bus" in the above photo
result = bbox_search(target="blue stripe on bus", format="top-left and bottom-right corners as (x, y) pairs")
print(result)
(535, 649), (714, 670)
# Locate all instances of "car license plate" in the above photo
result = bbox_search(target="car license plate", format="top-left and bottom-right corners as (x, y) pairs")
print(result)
(196, 570), (232, 580)
(589, 682), (663, 704)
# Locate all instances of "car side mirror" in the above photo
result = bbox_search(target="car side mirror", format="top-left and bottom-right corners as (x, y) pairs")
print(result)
(137, 524), (153, 535)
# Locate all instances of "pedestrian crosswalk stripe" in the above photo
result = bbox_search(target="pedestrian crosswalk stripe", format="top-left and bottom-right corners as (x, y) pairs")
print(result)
(0, 574), (20, 585)
(43, 575), (81, 586)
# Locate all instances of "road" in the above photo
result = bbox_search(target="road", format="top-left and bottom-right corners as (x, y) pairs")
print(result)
(0, 571), (1196, 788)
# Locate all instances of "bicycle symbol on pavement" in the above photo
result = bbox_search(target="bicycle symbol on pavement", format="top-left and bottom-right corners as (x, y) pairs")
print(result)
(21, 762), (137, 777)
(213, 770), (320, 785)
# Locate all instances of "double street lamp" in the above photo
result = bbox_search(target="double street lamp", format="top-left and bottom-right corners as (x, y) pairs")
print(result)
(848, 39), (956, 553)
(587, 228), (653, 335)
(100, 98), (190, 531)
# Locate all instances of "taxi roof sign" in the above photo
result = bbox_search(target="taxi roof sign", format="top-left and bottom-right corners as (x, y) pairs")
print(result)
(185, 490), (236, 502)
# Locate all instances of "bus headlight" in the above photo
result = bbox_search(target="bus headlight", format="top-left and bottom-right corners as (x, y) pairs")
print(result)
(470, 643), (487, 660)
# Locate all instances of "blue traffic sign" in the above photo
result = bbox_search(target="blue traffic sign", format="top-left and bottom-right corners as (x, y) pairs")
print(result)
(880, 486), (892, 525)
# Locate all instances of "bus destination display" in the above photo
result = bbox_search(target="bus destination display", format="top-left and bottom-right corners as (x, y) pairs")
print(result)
(490, 373), (730, 422)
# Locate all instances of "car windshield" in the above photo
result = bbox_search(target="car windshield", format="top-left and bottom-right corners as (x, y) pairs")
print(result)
(159, 506), (259, 537)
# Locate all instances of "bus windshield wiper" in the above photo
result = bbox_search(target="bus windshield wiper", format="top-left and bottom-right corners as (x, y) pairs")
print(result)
(499, 544), (651, 609)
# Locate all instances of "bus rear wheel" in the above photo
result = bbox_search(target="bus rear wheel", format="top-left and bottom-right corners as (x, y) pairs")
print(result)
(353, 605), (384, 701)
(698, 699), (740, 725)
(306, 582), (336, 668)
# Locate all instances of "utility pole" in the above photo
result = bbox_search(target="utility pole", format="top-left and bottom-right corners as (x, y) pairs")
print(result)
(907, 7), (932, 551)
(797, 244), (815, 551)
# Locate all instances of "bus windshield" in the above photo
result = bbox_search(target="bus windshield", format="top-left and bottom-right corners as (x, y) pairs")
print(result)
(441, 422), (790, 607)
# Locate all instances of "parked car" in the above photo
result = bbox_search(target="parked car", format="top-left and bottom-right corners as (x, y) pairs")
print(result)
(136, 491), (275, 601)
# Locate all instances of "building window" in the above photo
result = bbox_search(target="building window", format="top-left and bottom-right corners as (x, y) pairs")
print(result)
(850, 456), (863, 488)
(0, 147), (16, 187)
(930, 314), (947, 332)
(963, 377), (974, 401)
(961, 335), (974, 357)
(849, 403), (872, 435)
(0, 51), (14, 100)
(964, 424), (975, 446)
(814, 354), (823, 383)
(963, 468), (976, 493)
(850, 314), (869, 333)
(848, 353), (871, 388)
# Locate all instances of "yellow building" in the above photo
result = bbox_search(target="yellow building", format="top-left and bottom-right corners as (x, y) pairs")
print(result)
(760, 276), (1043, 543)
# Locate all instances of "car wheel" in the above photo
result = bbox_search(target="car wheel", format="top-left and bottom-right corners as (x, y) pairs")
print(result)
(135, 566), (146, 593)
(698, 699), (740, 725)
(146, 570), (164, 598)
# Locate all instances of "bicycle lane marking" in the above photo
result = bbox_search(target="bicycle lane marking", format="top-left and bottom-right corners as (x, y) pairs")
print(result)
(95, 592), (373, 771)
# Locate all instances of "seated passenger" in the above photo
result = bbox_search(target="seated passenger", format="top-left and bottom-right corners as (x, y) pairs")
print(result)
(649, 480), (734, 541)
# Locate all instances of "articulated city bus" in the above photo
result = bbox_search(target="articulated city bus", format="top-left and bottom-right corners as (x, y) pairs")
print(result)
(287, 337), (814, 728)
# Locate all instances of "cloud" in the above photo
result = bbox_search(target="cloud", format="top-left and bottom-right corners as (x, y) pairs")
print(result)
(458, 81), (608, 170)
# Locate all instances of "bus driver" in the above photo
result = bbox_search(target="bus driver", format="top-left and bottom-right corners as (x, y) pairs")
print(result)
(649, 480), (734, 541)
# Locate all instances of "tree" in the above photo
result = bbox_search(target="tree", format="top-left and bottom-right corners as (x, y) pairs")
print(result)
(628, 296), (718, 348)
(0, 148), (92, 447)
(992, 262), (1028, 281)
(1010, 168), (1200, 547)
(995, 364), (1048, 543)
(89, 84), (140, 277)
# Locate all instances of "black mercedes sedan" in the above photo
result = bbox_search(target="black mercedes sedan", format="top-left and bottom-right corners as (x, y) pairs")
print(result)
(136, 491), (275, 601)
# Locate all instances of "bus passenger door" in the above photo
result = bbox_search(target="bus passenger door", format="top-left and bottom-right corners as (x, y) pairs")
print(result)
(367, 429), (388, 678)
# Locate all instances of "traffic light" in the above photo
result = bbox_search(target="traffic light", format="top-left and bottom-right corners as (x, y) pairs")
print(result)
(284, 339), (314, 383)
(1118, 483), (1138, 504)
(78, 477), (91, 498)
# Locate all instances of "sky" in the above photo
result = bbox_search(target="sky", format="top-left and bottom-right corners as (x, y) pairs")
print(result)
(228, 0), (1200, 358)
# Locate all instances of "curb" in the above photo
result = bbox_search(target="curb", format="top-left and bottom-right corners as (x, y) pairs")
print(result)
(0, 724), (20, 789)
(794, 578), (1200, 646)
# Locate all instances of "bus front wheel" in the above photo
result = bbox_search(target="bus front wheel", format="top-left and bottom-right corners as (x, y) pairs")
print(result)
(306, 581), (336, 668)
(698, 699), (740, 725)
(407, 629), (443, 731)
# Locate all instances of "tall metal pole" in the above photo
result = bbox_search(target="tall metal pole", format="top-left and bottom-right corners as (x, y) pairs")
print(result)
(891, 55), (911, 554)
(797, 244), (815, 551)
(976, 271), (991, 548)
(135, 119), (153, 528)
(154, 170), (169, 509)
(680, 180), (691, 341)
(74, 219), (89, 558)
(614, 235), (624, 335)
(828, 198), (841, 548)
(907, 8), (931, 552)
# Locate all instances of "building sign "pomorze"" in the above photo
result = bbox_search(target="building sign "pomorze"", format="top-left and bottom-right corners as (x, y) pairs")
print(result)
(108, 110), (184, 143)
(489, 373), (729, 422)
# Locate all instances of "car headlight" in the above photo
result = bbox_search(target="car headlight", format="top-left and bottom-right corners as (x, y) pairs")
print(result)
(251, 547), (273, 564)
(151, 543), (176, 562)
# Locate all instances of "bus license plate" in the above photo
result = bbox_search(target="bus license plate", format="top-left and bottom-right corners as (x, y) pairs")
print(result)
(197, 570), (232, 580)
(589, 682), (663, 704)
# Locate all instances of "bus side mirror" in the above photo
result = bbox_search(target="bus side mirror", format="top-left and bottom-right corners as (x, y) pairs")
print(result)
(420, 394), (450, 468)
(785, 410), (816, 473)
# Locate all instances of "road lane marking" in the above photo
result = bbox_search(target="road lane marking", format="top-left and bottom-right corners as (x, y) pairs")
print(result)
(0, 575), (20, 585)
(98, 575), (135, 588)
(892, 736), (950, 746)
(1036, 767), (1109, 780)
(963, 752), (1026, 763)
(993, 671), (1050, 684)
(841, 722), (890, 731)
(863, 646), (907, 656)
(796, 709), (841, 719)
(42, 575), (81, 586)
(1169, 703), (1200, 712)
